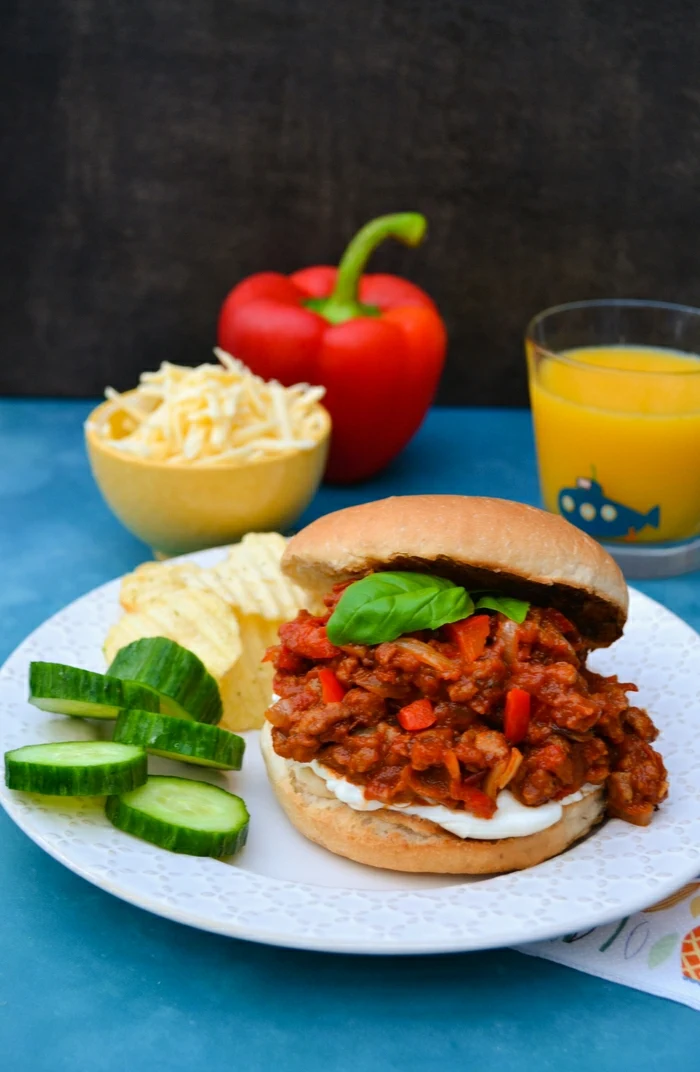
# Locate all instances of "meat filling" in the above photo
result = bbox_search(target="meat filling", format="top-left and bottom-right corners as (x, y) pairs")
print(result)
(265, 586), (668, 826)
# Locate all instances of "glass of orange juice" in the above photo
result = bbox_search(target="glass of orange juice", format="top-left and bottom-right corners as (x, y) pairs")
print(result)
(526, 299), (700, 577)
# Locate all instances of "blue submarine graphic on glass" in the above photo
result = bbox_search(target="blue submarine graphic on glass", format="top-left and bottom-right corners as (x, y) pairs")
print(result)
(558, 475), (660, 539)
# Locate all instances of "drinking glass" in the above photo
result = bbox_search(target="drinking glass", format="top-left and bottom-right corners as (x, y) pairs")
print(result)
(526, 299), (700, 577)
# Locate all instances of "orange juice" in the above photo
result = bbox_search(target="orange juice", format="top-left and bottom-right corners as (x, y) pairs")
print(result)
(528, 344), (700, 542)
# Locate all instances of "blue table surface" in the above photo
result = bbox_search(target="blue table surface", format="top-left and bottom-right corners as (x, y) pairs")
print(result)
(1, 400), (697, 1071)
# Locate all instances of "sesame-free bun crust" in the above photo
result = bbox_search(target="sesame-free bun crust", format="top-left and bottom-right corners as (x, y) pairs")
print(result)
(282, 495), (627, 645)
(260, 724), (606, 875)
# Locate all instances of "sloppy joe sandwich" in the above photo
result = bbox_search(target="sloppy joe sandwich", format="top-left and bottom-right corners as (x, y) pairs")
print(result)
(261, 495), (668, 874)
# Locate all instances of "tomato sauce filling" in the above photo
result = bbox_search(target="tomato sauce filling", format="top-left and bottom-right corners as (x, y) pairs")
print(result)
(265, 585), (668, 826)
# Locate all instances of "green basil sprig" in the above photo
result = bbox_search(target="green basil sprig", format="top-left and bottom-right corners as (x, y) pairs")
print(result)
(326, 572), (530, 646)
(473, 593), (530, 624)
(326, 573), (474, 645)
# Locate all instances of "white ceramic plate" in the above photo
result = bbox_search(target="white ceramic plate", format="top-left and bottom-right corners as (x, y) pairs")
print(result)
(1, 549), (700, 955)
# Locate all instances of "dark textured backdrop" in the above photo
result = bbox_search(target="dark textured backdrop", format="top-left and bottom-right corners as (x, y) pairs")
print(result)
(2, 0), (700, 404)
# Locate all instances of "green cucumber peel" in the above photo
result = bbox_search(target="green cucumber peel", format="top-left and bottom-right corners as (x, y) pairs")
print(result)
(326, 572), (530, 645)
(107, 637), (222, 725)
(4, 741), (147, 796)
(105, 776), (249, 857)
(113, 709), (245, 771)
(28, 662), (161, 720)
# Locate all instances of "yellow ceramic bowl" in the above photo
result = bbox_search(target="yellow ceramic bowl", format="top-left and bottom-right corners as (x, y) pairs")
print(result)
(85, 396), (331, 556)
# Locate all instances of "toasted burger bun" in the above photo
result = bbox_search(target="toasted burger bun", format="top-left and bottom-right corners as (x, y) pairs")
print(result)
(260, 724), (606, 875)
(282, 495), (627, 646)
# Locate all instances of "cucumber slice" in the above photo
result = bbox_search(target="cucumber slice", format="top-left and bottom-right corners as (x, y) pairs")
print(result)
(106, 776), (249, 857)
(113, 709), (245, 770)
(5, 741), (147, 796)
(29, 662), (160, 720)
(108, 638), (222, 725)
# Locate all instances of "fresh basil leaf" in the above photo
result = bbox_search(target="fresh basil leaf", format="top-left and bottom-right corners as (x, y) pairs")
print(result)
(326, 572), (474, 645)
(475, 593), (530, 623)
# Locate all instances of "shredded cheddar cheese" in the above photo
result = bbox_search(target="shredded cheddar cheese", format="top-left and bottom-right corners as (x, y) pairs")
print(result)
(92, 350), (327, 464)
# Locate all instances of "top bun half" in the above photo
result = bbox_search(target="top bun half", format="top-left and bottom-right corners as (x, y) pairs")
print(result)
(282, 495), (628, 646)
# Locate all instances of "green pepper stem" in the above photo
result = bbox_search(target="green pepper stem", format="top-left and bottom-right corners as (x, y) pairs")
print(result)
(307, 213), (427, 325)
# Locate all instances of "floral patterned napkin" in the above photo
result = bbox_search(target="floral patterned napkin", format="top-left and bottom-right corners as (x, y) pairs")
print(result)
(517, 880), (700, 1009)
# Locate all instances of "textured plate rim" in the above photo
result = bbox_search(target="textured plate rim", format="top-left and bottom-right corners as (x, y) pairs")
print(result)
(1, 554), (699, 956)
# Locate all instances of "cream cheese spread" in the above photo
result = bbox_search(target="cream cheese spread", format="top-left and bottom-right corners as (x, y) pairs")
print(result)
(305, 759), (596, 840)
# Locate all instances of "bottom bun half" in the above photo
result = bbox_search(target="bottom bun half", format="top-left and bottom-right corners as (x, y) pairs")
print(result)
(260, 723), (606, 875)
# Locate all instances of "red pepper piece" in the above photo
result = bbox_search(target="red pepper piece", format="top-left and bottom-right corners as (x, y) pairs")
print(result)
(317, 668), (346, 704)
(504, 688), (531, 744)
(217, 214), (447, 483)
(397, 698), (437, 732)
(459, 785), (497, 820)
(445, 615), (491, 664)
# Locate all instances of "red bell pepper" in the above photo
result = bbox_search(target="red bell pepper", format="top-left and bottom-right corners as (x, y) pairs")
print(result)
(397, 698), (437, 732)
(503, 688), (531, 744)
(217, 214), (447, 483)
(317, 668), (346, 704)
(444, 615), (491, 665)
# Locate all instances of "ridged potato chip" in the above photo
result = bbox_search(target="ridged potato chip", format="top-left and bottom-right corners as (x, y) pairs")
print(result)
(119, 562), (189, 612)
(211, 533), (309, 620)
(218, 614), (282, 732)
(134, 592), (242, 680)
(119, 560), (217, 612)
(107, 588), (241, 681)
(108, 532), (309, 730)
(104, 612), (162, 665)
